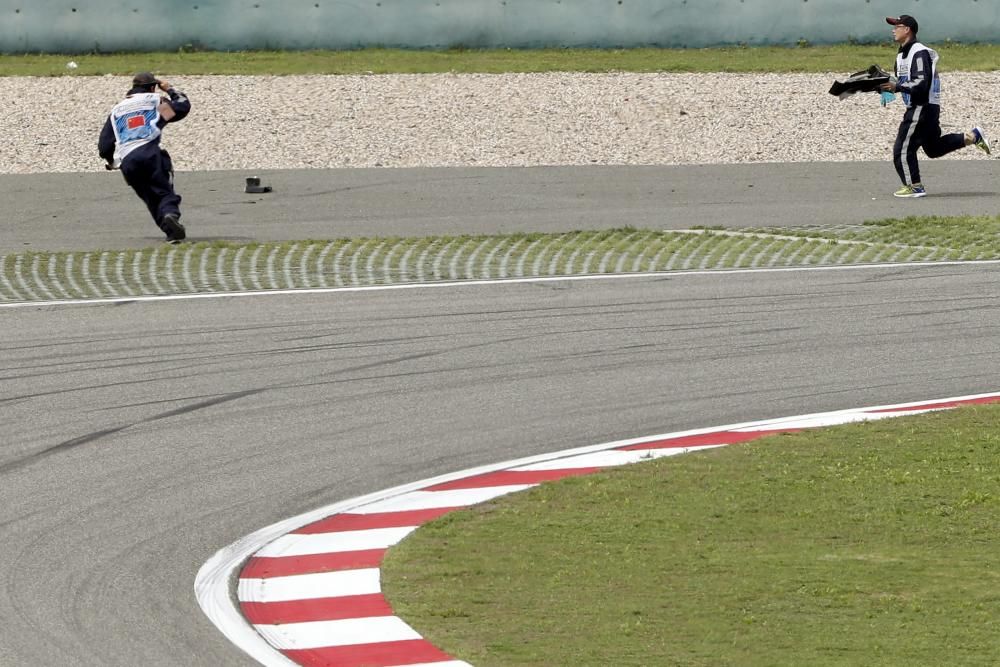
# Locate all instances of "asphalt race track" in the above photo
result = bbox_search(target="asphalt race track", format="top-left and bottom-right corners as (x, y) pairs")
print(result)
(2, 163), (999, 666)
(2, 160), (999, 254)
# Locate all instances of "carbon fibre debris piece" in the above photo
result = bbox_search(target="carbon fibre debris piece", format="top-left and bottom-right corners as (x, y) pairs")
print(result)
(829, 64), (891, 99)
(245, 176), (272, 194)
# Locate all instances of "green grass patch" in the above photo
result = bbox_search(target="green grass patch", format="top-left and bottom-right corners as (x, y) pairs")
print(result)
(3, 43), (1000, 77)
(382, 404), (1000, 666)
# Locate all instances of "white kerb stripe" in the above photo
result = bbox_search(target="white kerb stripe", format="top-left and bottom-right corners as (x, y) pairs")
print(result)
(255, 526), (417, 557)
(734, 409), (938, 432)
(254, 616), (420, 650)
(387, 662), (474, 667)
(863, 408), (942, 418)
(511, 445), (724, 471)
(238, 568), (381, 603)
(352, 485), (536, 514)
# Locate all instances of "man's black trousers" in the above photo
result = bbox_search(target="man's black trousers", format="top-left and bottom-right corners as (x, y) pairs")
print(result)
(120, 144), (182, 233)
(893, 104), (965, 186)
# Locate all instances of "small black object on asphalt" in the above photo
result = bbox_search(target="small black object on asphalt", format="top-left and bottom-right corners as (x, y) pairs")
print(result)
(245, 176), (273, 194)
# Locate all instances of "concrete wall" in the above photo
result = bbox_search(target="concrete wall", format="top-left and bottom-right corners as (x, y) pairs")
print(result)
(2, 1), (998, 53)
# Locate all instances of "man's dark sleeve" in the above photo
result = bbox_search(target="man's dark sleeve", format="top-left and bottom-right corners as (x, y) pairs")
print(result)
(98, 116), (115, 163)
(897, 50), (932, 98)
(161, 88), (191, 124)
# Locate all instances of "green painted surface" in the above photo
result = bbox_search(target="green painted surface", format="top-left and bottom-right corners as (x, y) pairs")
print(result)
(1, 1), (997, 53)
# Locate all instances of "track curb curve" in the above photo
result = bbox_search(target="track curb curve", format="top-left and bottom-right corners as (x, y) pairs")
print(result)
(195, 391), (1000, 666)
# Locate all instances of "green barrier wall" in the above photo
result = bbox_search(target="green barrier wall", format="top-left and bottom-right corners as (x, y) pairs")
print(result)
(2, 1), (997, 53)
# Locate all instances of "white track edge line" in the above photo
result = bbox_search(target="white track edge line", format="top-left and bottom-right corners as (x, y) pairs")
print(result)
(4, 258), (1000, 309)
(195, 390), (1000, 666)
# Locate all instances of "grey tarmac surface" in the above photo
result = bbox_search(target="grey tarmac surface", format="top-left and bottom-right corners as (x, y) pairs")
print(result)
(2, 264), (1000, 666)
(2, 162), (1000, 665)
(3, 160), (999, 254)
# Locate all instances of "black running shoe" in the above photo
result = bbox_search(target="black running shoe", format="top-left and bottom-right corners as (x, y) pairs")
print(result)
(162, 213), (186, 243)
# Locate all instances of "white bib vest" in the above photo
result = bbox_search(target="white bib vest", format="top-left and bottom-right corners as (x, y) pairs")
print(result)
(109, 92), (163, 167)
(895, 42), (942, 107)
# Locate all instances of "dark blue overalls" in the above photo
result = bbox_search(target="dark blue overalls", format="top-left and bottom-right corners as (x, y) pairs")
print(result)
(99, 85), (191, 241)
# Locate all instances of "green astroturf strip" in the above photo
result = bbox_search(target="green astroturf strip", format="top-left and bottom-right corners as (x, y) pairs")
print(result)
(3, 218), (999, 303)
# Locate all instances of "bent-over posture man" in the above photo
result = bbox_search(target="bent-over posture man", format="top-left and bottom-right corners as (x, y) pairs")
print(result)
(880, 15), (990, 198)
(99, 73), (192, 242)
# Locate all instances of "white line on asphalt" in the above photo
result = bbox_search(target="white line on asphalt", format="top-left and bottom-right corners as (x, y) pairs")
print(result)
(3, 259), (999, 309)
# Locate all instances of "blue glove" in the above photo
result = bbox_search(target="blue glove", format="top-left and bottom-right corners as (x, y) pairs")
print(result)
(880, 91), (896, 107)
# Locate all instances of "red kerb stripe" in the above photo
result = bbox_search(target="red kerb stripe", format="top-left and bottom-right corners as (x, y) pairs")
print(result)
(283, 639), (453, 667)
(241, 593), (392, 624)
(426, 467), (601, 491)
(241, 550), (385, 579)
(295, 507), (459, 534)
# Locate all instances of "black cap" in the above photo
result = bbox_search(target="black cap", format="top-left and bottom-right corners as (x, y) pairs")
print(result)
(132, 72), (160, 87)
(886, 15), (918, 34)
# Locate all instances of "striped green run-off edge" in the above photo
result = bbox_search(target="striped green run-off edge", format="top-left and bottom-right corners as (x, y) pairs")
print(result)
(0, 227), (992, 304)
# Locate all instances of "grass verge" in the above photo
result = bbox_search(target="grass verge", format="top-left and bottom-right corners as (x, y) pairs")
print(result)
(382, 404), (1000, 666)
(2, 43), (1000, 76)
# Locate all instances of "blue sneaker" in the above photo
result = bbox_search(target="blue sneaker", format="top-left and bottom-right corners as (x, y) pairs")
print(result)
(972, 127), (991, 155)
